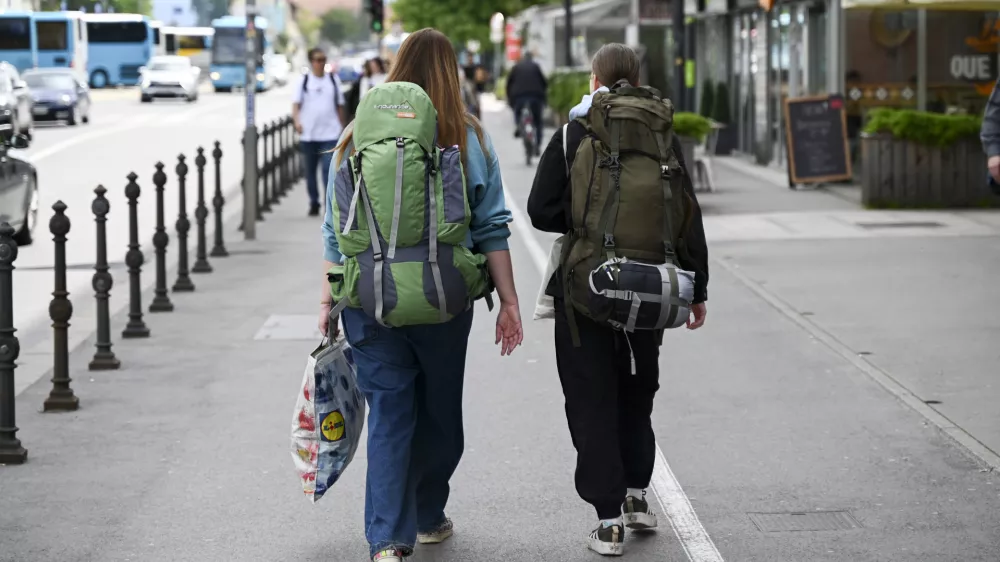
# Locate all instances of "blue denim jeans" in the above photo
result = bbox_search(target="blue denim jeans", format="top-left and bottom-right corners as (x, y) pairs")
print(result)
(341, 307), (474, 558)
(301, 139), (338, 207)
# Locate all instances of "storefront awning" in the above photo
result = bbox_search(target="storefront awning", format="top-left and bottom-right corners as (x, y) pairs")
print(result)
(844, 0), (1000, 9)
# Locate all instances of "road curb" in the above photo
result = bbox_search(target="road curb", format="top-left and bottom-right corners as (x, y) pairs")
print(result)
(713, 254), (1000, 471)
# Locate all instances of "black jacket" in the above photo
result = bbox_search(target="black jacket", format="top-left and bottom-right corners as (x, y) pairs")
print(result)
(982, 77), (1000, 158)
(505, 59), (548, 101)
(527, 120), (710, 304)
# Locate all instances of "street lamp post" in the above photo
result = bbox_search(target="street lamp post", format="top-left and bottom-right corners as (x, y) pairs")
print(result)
(243, 5), (258, 240)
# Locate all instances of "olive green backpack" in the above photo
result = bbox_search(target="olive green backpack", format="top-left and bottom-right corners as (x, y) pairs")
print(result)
(560, 80), (697, 348)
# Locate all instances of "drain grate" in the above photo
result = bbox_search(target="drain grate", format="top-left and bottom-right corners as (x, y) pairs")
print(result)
(855, 221), (943, 229)
(748, 510), (862, 532)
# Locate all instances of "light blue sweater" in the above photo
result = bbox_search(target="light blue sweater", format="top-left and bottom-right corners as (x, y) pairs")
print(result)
(322, 126), (513, 263)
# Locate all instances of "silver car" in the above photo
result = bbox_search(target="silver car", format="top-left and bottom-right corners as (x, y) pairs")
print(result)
(139, 56), (200, 103)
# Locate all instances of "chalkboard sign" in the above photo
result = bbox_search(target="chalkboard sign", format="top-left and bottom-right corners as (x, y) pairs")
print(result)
(783, 95), (852, 185)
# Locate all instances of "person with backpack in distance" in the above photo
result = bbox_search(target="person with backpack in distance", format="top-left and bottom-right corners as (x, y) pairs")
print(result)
(318, 28), (524, 562)
(293, 47), (347, 216)
(526, 43), (709, 557)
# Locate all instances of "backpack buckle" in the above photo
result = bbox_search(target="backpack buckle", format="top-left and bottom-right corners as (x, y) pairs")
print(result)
(603, 233), (615, 248)
(661, 165), (672, 178)
(373, 251), (384, 263)
(395, 137), (405, 148)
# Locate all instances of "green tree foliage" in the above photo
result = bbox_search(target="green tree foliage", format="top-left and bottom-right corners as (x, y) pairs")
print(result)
(391, 0), (552, 47)
(320, 9), (368, 45)
(191, 0), (229, 27)
(41, 0), (152, 15)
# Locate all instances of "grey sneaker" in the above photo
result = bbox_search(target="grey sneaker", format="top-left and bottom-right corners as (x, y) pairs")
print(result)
(622, 491), (658, 530)
(587, 523), (625, 556)
(416, 518), (454, 544)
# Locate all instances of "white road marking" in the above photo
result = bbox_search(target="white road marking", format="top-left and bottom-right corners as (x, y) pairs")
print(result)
(25, 114), (157, 162)
(502, 182), (724, 562)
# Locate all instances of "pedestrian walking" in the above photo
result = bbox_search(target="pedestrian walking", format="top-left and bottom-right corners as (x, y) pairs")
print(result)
(506, 51), (547, 155)
(346, 57), (388, 121)
(318, 28), (523, 562)
(293, 47), (347, 216)
(526, 43), (710, 557)
(980, 76), (1000, 195)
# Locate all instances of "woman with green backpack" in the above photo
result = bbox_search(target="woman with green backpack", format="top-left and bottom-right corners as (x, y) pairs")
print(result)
(318, 28), (523, 562)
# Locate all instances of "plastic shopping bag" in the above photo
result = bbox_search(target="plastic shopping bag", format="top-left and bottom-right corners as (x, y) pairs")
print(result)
(290, 337), (366, 503)
(533, 235), (566, 321)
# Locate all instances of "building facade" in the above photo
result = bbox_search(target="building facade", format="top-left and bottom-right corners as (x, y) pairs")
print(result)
(692, 0), (1000, 169)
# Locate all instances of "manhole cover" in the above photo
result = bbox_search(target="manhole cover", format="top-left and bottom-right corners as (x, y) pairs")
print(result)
(855, 221), (943, 229)
(253, 314), (323, 341)
(748, 510), (862, 532)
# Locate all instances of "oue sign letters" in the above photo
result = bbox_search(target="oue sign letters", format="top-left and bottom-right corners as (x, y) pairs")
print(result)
(950, 54), (994, 81)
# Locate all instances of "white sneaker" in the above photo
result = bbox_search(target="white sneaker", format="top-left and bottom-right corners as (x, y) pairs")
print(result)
(416, 518), (454, 544)
(372, 548), (404, 562)
(587, 523), (625, 556)
(622, 491), (658, 530)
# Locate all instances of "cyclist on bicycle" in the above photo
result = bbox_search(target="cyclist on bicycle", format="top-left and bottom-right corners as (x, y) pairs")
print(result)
(506, 52), (547, 156)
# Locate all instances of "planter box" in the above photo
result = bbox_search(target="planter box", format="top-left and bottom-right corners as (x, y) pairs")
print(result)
(861, 133), (1000, 208)
(678, 136), (698, 170)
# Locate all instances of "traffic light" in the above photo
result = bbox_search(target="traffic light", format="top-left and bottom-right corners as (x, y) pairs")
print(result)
(369, 0), (384, 33)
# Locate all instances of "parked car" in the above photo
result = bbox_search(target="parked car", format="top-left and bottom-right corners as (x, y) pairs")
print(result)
(0, 62), (33, 139)
(21, 69), (91, 126)
(139, 56), (200, 103)
(0, 124), (37, 246)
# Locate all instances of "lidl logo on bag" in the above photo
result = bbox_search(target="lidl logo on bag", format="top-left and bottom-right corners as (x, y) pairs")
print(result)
(321, 410), (346, 442)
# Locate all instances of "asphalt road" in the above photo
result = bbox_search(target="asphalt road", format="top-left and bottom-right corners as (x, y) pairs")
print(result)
(0, 93), (998, 562)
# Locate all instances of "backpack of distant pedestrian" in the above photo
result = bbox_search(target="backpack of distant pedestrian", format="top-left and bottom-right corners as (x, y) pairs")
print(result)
(300, 72), (341, 111)
(560, 80), (697, 343)
(326, 81), (492, 327)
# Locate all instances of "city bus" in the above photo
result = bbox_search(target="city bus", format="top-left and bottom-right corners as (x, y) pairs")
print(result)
(32, 11), (88, 75)
(209, 15), (271, 93)
(83, 13), (154, 87)
(0, 12), (37, 72)
(161, 26), (213, 75)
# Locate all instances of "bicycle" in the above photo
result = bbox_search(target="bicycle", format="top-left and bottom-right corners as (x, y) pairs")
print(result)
(518, 105), (536, 166)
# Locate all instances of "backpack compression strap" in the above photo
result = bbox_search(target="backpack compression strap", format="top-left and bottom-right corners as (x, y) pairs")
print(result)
(652, 130), (682, 329)
(597, 118), (623, 262)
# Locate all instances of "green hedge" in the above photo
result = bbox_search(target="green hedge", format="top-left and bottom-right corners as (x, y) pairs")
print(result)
(674, 112), (713, 143)
(547, 71), (591, 116)
(863, 108), (982, 148)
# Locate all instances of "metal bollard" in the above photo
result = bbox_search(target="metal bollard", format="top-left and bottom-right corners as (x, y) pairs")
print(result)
(254, 127), (264, 222)
(0, 222), (27, 464)
(122, 172), (150, 338)
(149, 162), (174, 312)
(278, 117), (288, 196)
(293, 116), (302, 180)
(172, 154), (195, 292)
(209, 141), (228, 258)
(44, 201), (79, 413)
(192, 147), (212, 273)
(269, 119), (281, 205)
(89, 186), (119, 370)
(260, 123), (272, 213)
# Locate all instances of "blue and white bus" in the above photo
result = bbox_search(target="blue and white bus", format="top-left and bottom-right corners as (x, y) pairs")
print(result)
(32, 11), (88, 74)
(209, 15), (270, 93)
(83, 13), (153, 88)
(0, 12), (37, 72)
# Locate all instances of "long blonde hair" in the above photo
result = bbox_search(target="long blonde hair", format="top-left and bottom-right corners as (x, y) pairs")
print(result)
(335, 28), (486, 168)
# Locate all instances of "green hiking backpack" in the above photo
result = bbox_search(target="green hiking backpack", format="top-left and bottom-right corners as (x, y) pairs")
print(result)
(327, 81), (491, 327)
(561, 80), (697, 345)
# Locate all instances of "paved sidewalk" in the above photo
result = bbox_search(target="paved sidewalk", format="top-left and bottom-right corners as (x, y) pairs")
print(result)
(2, 99), (999, 562)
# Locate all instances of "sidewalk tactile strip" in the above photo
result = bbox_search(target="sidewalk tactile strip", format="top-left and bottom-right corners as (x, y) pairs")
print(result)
(254, 314), (322, 341)
(748, 511), (862, 532)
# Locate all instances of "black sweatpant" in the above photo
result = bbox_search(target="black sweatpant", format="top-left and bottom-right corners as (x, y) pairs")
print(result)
(553, 298), (661, 520)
